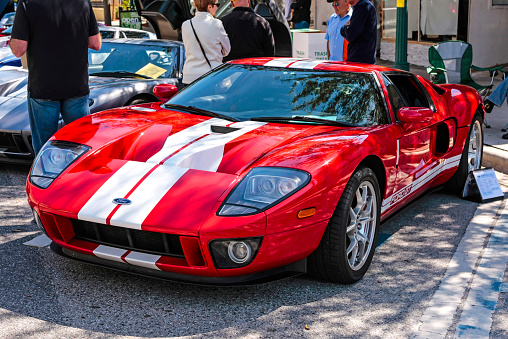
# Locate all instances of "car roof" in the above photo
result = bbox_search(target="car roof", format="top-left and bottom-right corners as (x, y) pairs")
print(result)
(102, 38), (184, 47)
(228, 58), (400, 73)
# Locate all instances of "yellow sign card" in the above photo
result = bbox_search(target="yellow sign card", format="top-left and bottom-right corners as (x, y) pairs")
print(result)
(136, 63), (167, 79)
(397, 0), (405, 7)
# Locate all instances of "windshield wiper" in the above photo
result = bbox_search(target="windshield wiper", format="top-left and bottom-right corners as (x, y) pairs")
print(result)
(250, 116), (354, 127)
(164, 104), (240, 122)
(89, 71), (152, 79)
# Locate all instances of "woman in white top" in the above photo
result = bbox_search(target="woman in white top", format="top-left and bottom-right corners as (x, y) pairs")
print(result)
(181, 0), (231, 85)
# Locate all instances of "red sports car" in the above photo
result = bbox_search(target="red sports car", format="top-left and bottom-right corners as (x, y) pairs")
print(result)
(27, 58), (484, 285)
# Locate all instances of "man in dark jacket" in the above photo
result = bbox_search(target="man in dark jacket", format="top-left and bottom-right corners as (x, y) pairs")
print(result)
(290, 0), (311, 29)
(221, 0), (275, 61)
(340, 0), (377, 64)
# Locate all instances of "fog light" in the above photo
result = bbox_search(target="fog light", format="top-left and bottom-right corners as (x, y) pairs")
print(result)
(209, 237), (262, 269)
(228, 241), (251, 264)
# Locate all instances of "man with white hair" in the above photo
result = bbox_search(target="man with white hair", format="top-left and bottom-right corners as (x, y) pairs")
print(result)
(326, 0), (352, 61)
(221, 0), (275, 61)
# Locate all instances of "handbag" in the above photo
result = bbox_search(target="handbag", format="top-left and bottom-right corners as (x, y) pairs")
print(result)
(190, 19), (212, 69)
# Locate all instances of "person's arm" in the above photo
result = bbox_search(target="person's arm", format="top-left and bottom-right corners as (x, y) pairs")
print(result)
(88, 2), (101, 51)
(10, 39), (27, 57)
(327, 41), (330, 60)
(341, 5), (368, 42)
(88, 33), (102, 51)
(10, 0), (29, 57)
(217, 22), (231, 57)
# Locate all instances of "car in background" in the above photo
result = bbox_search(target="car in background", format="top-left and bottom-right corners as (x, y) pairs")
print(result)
(0, 25), (11, 37)
(0, 12), (14, 32)
(99, 26), (157, 40)
(26, 58), (484, 285)
(0, 47), (20, 66)
(0, 39), (184, 163)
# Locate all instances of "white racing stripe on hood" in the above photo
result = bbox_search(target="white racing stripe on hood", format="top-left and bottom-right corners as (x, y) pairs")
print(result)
(147, 118), (229, 164)
(288, 60), (324, 69)
(78, 119), (266, 230)
(109, 166), (188, 230)
(263, 58), (306, 68)
(8, 83), (28, 98)
(77, 161), (155, 224)
(0, 97), (26, 121)
(161, 120), (266, 172)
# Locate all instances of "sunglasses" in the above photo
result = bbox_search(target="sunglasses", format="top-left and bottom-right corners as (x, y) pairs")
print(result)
(214, 2), (220, 6)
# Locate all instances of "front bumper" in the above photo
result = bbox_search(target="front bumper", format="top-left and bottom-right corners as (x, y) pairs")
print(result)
(51, 242), (307, 286)
(32, 207), (327, 285)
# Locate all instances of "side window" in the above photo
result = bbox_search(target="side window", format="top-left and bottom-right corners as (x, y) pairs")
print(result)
(385, 74), (430, 108)
(120, 31), (127, 38)
(382, 75), (406, 118)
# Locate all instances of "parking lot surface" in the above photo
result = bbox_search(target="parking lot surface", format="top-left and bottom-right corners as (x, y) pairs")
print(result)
(1, 164), (507, 338)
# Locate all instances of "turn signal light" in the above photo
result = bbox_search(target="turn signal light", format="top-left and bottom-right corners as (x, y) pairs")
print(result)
(297, 207), (317, 219)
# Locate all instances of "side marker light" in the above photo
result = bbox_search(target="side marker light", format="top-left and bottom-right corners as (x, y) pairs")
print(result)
(297, 207), (317, 219)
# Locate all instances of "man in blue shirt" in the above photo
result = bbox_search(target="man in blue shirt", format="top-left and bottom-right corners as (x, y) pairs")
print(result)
(325, 0), (352, 61)
(340, 0), (377, 64)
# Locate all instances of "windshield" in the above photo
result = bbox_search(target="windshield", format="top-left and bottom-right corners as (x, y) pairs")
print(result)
(88, 42), (179, 79)
(168, 64), (387, 126)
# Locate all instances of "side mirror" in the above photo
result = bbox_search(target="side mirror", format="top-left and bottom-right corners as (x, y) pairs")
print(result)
(398, 107), (434, 124)
(153, 84), (178, 102)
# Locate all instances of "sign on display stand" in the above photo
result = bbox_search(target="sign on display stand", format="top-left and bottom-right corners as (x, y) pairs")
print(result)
(119, 8), (142, 30)
(462, 167), (504, 203)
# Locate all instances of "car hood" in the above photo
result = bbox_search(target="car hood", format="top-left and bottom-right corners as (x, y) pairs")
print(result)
(37, 107), (319, 234)
(0, 72), (141, 98)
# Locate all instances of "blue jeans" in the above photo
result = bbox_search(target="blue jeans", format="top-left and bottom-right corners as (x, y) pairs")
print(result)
(294, 21), (310, 29)
(27, 94), (90, 155)
(488, 77), (508, 108)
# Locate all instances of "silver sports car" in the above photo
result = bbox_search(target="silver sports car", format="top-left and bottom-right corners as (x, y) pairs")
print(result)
(0, 38), (184, 163)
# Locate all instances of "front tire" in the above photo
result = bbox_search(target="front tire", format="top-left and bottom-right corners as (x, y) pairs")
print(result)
(445, 113), (483, 194)
(309, 166), (381, 284)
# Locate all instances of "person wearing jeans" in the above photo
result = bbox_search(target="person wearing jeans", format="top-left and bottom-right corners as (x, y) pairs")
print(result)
(27, 95), (91, 155)
(485, 77), (508, 113)
(9, 0), (102, 155)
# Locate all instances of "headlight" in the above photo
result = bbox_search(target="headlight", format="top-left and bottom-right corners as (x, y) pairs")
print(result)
(30, 141), (90, 189)
(218, 167), (310, 216)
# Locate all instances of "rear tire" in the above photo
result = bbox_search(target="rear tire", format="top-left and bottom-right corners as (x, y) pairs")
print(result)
(308, 166), (380, 284)
(445, 113), (483, 194)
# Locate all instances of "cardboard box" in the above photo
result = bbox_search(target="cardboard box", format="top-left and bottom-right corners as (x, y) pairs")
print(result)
(291, 29), (328, 60)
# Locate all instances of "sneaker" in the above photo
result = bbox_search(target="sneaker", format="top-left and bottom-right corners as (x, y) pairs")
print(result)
(484, 99), (495, 113)
(502, 133), (508, 139)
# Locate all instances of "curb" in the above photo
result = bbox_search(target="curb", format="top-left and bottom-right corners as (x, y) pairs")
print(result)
(483, 144), (508, 174)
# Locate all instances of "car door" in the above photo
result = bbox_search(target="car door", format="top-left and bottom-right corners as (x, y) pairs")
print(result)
(382, 73), (437, 202)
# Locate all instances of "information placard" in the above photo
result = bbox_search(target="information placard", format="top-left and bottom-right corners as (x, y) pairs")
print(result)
(462, 168), (504, 203)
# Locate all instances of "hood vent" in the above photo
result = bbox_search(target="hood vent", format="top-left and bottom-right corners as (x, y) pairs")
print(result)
(210, 125), (241, 134)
